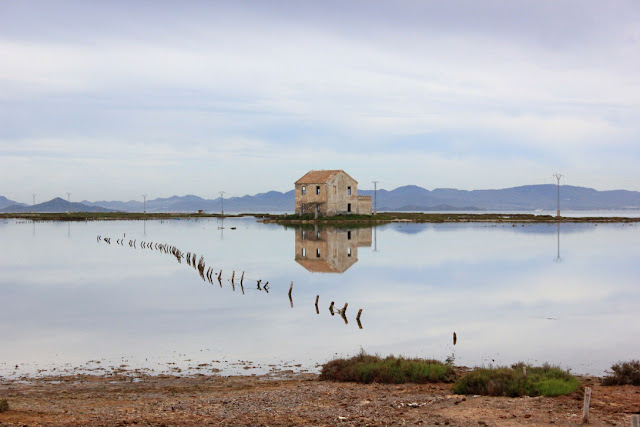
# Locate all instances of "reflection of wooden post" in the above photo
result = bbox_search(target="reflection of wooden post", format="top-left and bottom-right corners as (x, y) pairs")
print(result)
(288, 281), (293, 298)
(582, 387), (591, 424)
(231, 271), (235, 284)
(356, 309), (362, 321)
(289, 294), (293, 308)
(240, 271), (244, 285)
(315, 295), (319, 314)
(329, 301), (335, 315)
(217, 270), (222, 287)
(340, 311), (348, 324)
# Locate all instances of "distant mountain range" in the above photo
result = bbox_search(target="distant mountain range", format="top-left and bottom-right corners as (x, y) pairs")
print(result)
(0, 197), (114, 213)
(2, 184), (640, 213)
(0, 196), (27, 210)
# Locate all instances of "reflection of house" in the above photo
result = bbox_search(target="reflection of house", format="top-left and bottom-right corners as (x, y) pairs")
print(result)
(295, 227), (372, 273)
(294, 170), (372, 216)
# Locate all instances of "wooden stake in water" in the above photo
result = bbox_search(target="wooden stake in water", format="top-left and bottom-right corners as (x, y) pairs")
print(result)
(356, 309), (362, 321)
(453, 332), (457, 346)
(582, 387), (591, 424)
(240, 271), (244, 285)
(329, 301), (335, 315)
(288, 281), (293, 298)
(315, 295), (320, 314)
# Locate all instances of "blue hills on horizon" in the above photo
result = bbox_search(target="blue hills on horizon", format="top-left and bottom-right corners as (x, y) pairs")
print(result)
(3, 184), (640, 213)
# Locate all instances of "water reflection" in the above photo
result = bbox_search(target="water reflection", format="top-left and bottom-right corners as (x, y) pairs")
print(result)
(295, 226), (372, 273)
(555, 222), (562, 263)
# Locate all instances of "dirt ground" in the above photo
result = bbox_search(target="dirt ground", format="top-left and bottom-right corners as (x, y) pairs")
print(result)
(1, 373), (639, 426)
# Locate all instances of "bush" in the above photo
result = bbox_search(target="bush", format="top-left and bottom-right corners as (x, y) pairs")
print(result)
(601, 360), (640, 386)
(0, 399), (8, 412)
(453, 363), (580, 397)
(319, 350), (456, 384)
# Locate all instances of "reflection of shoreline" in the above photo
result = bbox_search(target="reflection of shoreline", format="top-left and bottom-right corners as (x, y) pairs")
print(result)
(295, 227), (372, 273)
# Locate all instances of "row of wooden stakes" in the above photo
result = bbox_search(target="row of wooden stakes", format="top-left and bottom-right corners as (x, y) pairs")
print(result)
(97, 234), (365, 328)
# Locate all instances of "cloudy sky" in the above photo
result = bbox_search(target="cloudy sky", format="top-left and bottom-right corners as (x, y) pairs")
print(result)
(1, 0), (639, 203)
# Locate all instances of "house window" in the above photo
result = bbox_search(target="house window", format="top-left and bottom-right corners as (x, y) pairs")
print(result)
(347, 186), (351, 195)
(301, 186), (306, 195)
(347, 247), (352, 257)
(347, 203), (352, 213)
(316, 248), (321, 257)
(316, 186), (320, 195)
(347, 231), (351, 240)
(302, 248), (306, 257)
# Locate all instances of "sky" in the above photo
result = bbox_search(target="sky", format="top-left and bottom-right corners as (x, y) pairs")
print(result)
(1, 0), (639, 204)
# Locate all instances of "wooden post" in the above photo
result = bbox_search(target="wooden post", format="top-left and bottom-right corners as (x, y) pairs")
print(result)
(329, 301), (335, 315)
(582, 387), (591, 424)
(632, 414), (639, 427)
(231, 271), (235, 283)
(356, 309), (362, 321)
(240, 271), (244, 285)
(315, 295), (320, 314)
(342, 302), (348, 314)
(453, 332), (457, 346)
(288, 281), (293, 298)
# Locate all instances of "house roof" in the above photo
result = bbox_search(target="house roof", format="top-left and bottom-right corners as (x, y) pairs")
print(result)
(295, 170), (357, 184)
(295, 258), (355, 273)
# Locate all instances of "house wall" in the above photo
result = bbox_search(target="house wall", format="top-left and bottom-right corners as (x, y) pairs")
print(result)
(294, 182), (329, 215)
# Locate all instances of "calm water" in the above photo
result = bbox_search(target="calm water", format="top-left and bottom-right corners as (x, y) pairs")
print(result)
(1, 218), (638, 378)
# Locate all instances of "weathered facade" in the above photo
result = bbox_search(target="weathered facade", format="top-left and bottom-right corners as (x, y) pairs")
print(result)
(294, 170), (372, 216)
(295, 227), (373, 273)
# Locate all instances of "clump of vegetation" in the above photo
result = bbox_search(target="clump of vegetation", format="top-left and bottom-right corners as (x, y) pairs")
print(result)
(453, 363), (580, 397)
(0, 399), (9, 412)
(319, 350), (456, 384)
(601, 360), (640, 386)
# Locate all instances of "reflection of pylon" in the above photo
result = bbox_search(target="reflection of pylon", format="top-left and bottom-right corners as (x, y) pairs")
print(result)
(554, 222), (563, 263)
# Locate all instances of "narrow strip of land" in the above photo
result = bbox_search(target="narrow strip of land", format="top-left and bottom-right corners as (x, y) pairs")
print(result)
(2, 212), (639, 223)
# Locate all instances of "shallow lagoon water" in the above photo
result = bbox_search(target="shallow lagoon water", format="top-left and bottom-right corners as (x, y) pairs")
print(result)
(1, 217), (638, 378)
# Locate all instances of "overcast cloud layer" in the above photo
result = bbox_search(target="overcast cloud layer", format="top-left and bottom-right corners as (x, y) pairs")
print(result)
(1, 0), (639, 203)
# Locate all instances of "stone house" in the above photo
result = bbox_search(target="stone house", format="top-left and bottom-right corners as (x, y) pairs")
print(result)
(294, 170), (372, 216)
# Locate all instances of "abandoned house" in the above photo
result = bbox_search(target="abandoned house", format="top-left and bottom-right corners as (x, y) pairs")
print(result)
(294, 170), (372, 216)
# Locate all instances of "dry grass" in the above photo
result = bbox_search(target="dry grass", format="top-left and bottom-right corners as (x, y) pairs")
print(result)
(601, 360), (640, 386)
(319, 351), (456, 384)
(453, 363), (580, 397)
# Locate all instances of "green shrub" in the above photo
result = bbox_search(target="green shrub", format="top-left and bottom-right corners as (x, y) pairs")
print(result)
(319, 350), (456, 384)
(453, 363), (580, 397)
(0, 399), (8, 412)
(601, 360), (640, 386)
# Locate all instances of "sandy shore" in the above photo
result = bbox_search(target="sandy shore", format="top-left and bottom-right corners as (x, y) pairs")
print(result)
(1, 373), (639, 426)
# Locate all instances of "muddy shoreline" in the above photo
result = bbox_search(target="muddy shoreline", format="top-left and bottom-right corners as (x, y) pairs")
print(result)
(1, 372), (639, 426)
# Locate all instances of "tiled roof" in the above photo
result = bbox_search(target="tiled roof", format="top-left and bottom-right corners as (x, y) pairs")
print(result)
(295, 170), (356, 184)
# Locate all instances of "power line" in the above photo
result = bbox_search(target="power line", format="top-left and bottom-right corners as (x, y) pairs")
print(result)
(553, 173), (563, 217)
(372, 181), (379, 215)
(219, 191), (226, 216)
